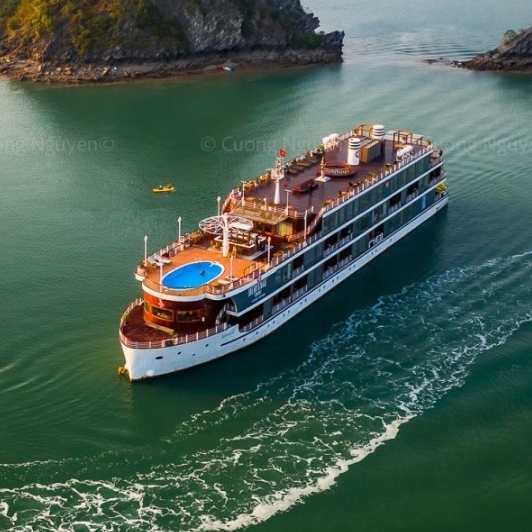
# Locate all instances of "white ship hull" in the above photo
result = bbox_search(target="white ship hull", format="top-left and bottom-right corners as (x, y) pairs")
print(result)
(121, 196), (447, 381)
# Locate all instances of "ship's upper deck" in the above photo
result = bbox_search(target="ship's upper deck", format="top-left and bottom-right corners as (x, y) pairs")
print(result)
(223, 125), (434, 225)
(135, 125), (441, 298)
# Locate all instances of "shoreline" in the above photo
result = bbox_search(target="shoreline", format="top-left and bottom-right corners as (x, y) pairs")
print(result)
(423, 57), (532, 75)
(0, 47), (343, 85)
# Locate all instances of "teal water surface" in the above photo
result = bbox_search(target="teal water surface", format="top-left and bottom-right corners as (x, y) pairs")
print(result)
(1, 0), (532, 530)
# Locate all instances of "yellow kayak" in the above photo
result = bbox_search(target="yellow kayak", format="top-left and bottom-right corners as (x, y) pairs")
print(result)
(152, 184), (175, 193)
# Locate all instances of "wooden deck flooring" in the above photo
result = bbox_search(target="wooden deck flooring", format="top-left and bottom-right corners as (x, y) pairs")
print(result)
(142, 239), (267, 295)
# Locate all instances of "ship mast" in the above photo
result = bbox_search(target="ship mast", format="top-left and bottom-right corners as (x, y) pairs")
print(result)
(222, 212), (229, 257)
(272, 153), (285, 205)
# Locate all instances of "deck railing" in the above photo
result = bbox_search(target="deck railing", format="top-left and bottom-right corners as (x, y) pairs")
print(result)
(119, 297), (144, 329)
(119, 307), (232, 350)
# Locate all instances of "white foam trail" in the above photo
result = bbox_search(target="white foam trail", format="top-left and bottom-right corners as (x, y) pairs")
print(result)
(194, 416), (411, 532)
(2, 251), (532, 531)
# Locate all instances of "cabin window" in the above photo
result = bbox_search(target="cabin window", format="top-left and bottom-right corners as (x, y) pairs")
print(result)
(283, 264), (292, 282)
(340, 226), (351, 240)
(416, 157), (429, 174)
(323, 212), (338, 234)
(308, 268), (321, 286)
(304, 245), (315, 262)
(429, 167), (442, 181)
(389, 192), (401, 208)
(339, 247), (351, 261)
(337, 205), (346, 224)
(373, 204), (385, 223)
(345, 200), (354, 218)
(403, 205), (414, 222)
(406, 164), (415, 183)
(381, 180), (392, 199)
(359, 192), (371, 212)
(144, 300), (150, 312)
(177, 310), (201, 322)
(152, 306), (174, 322)
(373, 185), (382, 203)
(277, 221), (293, 237)
(294, 274), (308, 291)
(397, 170), (406, 188)
(294, 254), (304, 270)
(330, 211), (339, 228)
(275, 264), (292, 285)
(370, 187), (378, 205)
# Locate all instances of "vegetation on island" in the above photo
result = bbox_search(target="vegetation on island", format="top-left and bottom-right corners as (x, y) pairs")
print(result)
(502, 28), (526, 45)
(0, 0), (188, 58)
(461, 25), (532, 73)
(0, 0), (334, 64)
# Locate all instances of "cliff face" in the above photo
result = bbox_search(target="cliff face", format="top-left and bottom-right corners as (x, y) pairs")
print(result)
(463, 26), (532, 73)
(0, 0), (344, 82)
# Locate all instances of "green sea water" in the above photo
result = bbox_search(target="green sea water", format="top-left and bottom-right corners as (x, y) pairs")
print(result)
(1, 0), (532, 530)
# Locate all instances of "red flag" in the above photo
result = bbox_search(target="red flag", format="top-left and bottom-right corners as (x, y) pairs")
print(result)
(279, 149), (287, 157)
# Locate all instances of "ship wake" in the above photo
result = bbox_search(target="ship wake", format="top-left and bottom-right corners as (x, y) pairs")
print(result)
(2, 251), (532, 531)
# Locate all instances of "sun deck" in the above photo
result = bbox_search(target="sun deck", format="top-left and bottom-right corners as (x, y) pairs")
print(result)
(225, 128), (431, 220)
(138, 239), (267, 297)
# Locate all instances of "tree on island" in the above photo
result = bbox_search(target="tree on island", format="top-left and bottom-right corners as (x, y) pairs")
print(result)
(502, 28), (526, 45)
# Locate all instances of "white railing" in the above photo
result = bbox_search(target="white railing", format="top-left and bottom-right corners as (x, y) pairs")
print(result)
(119, 297), (144, 328)
(119, 315), (232, 350)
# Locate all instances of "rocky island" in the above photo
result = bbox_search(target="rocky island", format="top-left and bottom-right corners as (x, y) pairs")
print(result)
(460, 26), (532, 73)
(0, 0), (344, 83)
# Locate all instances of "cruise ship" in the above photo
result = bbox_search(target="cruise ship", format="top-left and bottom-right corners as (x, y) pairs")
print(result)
(119, 123), (448, 380)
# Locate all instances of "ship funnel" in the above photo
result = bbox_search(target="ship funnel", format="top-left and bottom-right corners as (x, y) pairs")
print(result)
(347, 137), (361, 166)
(372, 124), (385, 140)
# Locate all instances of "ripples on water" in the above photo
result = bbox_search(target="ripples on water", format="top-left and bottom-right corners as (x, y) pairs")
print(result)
(2, 250), (532, 531)
(2, 0), (532, 528)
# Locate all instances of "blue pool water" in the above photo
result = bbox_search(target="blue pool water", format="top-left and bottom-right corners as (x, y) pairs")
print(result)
(162, 261), (224, 289)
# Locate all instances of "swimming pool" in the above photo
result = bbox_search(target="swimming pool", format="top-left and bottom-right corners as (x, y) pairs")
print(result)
(162, 261), (224, 290)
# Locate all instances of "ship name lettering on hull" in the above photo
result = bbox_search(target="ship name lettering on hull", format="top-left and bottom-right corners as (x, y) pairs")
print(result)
(247, 279), (267, 299)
